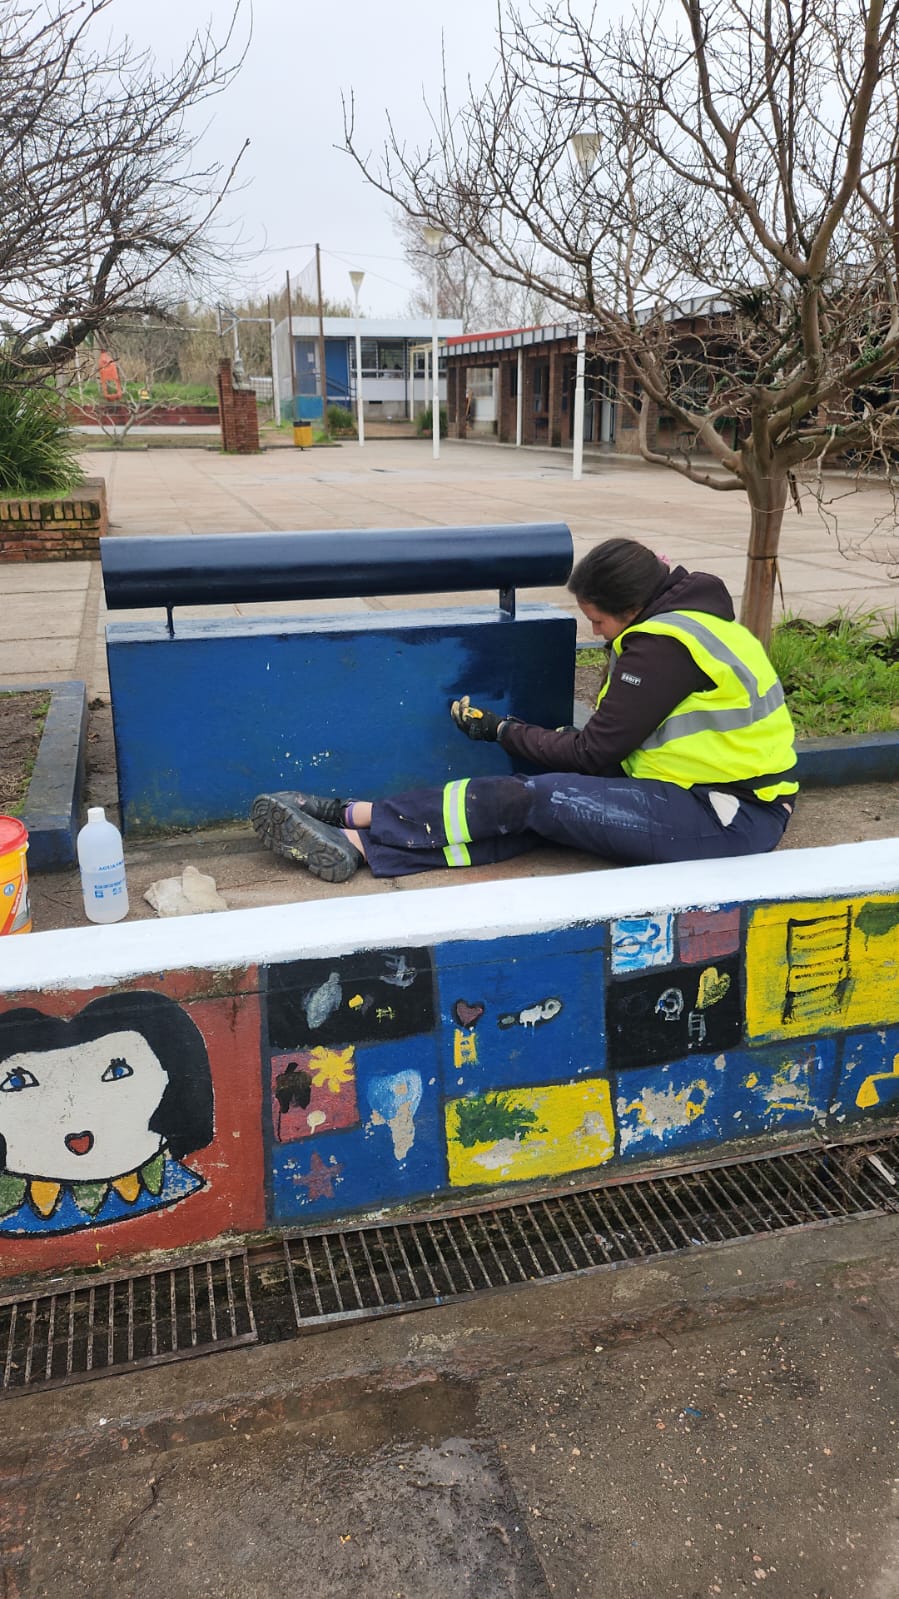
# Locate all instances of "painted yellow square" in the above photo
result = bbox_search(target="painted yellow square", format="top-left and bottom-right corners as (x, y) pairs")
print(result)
(745, 895), (899, 1041)
(445, 1079), (615, 1188)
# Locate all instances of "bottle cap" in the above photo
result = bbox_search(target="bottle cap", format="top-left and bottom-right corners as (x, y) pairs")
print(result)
(87, 807), (106, 824)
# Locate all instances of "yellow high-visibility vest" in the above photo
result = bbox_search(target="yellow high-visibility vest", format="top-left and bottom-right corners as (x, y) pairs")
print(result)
(597, 610), (799, 801)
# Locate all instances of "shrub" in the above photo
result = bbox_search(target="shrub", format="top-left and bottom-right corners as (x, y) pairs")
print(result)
(416, 404), (448, 437)
(0, 376), (83, 495)
(327, 405), (356, 437)
(768, 610), (899, 736)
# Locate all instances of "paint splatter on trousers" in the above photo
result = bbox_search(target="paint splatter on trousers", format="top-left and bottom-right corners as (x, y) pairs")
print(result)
(362, 773), (791, 878)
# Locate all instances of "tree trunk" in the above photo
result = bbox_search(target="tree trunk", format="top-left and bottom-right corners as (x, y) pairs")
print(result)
(739, 467), (788, 648)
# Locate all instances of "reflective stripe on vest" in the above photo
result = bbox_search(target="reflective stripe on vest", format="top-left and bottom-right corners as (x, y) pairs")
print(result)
(601, 610), (798, 800)
(639, 612), (787, 748)
(442, 779), (472, 867)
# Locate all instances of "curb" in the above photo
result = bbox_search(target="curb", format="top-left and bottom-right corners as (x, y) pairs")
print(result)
(794, 730), (899, 787)
(5, 680), (88, 871)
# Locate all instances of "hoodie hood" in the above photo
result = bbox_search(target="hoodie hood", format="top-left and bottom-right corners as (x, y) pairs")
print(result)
(638, 564), (736, 626)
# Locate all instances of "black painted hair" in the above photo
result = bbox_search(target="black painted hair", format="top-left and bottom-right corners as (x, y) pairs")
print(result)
(568, 538), (667, 617)
(0, 990), (214, 1167)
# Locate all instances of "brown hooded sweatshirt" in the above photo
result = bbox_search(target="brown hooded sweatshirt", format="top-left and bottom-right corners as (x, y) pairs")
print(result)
(498, 563), (756, 784)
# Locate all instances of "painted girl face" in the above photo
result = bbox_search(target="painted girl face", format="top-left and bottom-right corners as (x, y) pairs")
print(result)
(0, 1030), (167, 1182)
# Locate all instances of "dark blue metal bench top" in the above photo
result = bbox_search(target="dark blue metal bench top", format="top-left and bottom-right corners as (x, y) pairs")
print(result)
(100, 524), (574, 620)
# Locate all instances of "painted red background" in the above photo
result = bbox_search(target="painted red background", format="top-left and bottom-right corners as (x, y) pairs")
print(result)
(0, 966), (266, 1282)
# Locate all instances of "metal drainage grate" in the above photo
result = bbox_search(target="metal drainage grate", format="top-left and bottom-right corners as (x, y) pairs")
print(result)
(0, 1249), (256, 1397)
(2, 1134), (898, 1396)
(267, 1134), (899, 1333)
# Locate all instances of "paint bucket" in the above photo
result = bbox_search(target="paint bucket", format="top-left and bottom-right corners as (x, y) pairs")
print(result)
(0, 816), (31, 935)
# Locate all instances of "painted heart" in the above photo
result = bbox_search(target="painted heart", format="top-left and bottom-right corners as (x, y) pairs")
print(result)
(453, 1000), (485, 1030)
(696, 967), (731, 1010)
(65, 1130), (95, 1156)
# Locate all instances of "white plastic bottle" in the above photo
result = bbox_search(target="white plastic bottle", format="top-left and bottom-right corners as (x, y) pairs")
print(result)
(76, 806), (129, 924)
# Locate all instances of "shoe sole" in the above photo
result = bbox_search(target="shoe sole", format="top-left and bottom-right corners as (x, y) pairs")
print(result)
(251, 796), (359, 883)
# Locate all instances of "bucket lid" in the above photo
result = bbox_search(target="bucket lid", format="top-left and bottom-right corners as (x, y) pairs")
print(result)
(0, 815), (27, 854)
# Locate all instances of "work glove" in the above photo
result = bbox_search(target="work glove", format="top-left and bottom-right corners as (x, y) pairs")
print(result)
(450, 694), (506, 742)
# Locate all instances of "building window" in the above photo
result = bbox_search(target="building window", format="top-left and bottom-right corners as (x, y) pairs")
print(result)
(351, 340), (411, 379)
(509, 365), (518, 399)
(413, 350), (447, 376)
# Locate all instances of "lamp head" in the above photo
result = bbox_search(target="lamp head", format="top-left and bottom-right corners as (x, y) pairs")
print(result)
(570, 131), (602, 176)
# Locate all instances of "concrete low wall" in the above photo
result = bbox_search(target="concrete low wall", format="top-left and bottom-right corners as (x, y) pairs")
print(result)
(1, 838), (897, 1288)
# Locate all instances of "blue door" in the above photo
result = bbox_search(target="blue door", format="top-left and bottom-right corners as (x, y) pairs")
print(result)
(325, 341), (350, 406)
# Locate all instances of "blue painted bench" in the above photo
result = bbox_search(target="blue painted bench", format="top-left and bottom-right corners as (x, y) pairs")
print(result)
(101, 524), (575, 834)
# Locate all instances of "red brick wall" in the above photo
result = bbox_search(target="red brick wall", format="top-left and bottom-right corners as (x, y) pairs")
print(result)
(217, 359), (260, 454)
(68, 402), (220, 427)
(0, 477), (108, 561)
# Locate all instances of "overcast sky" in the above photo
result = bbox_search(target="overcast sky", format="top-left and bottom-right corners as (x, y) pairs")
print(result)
(103, 0), (504, 318)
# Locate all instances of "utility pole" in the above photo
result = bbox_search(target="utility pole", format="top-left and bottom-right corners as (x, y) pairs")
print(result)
(315, 243), (328, 435)
(267, 294), (280, 425)
(285, 270), (297, 422)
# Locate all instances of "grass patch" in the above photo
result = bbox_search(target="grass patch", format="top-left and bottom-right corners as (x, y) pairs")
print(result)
(770, 611), (899, 737)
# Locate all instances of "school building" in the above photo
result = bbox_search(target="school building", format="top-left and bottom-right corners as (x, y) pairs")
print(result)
(274, 316), (463, 422)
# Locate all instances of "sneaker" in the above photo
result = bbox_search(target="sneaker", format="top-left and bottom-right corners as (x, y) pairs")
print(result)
(251, 794), (362, 883)
(267, 790), (348, 827)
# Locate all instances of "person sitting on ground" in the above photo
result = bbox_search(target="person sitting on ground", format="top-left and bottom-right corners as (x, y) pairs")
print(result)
(250, 537), (798, 883)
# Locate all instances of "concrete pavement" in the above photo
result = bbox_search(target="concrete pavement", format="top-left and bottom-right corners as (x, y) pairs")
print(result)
(5, 1211), (899, 1598)
(2, 438), (898, 696)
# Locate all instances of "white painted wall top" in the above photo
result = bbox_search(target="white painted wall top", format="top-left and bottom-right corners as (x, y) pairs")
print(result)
(3, 840), (898, 995)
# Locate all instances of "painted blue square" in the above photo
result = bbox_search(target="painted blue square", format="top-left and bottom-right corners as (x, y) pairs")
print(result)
(433, 925), (607, 1096)
(268, 1033), (446, 1225)
(611, 913), (674, 973)
(830, 1026), (899, 1128)
(614, 1039), (837, 1160)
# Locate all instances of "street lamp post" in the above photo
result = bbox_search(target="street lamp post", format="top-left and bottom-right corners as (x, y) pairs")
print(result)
(349, 270), (365, 448)
(422, 225), (443, 460)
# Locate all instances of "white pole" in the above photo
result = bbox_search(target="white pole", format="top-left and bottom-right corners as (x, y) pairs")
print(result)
(422, 225), (443, 461)
(572, 329), (586, 481)
(431, 251), (440, 460)
(269, 318), (281, 426)
(516, 347), (523, 447)
(349, 270), (365, 448)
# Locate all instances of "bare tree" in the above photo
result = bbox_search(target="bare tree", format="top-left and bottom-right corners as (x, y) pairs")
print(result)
(346, 0), (899, 641)
(1, 1), (248, 380)
(394, 212), (551, 328)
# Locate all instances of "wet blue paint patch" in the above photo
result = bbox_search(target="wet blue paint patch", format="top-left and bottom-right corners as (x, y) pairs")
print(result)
(614, 1039), (837, 1160)
(830, 1026), (899, 1128)
(433, 927), (607, 1095)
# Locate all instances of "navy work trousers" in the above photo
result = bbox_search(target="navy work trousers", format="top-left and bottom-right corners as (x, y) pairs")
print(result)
(362, 773), (791, 879)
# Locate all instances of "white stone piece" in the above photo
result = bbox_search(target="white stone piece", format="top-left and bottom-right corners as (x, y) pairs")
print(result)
(144, 865), (228, 918)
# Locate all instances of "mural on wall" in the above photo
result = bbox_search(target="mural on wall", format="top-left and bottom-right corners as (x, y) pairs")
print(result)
(4, 886), (897, 1260)
(257, 894), (899, 1222)
(0, 991), (214, 1236)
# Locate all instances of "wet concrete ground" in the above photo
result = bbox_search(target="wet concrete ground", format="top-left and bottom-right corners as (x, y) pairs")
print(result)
(4, 1213), (899, 1598)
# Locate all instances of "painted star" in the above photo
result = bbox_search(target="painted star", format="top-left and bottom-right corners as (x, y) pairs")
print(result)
(297, 1151), (342, 1201)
